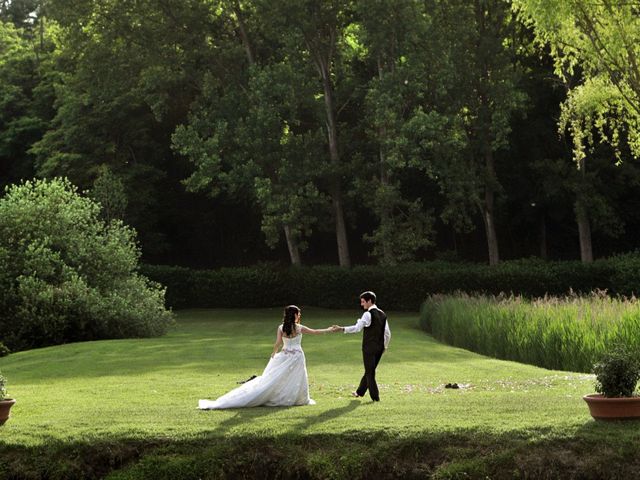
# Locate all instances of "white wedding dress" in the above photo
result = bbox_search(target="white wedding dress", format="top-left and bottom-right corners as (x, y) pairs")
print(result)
(198, 326), (316, 409)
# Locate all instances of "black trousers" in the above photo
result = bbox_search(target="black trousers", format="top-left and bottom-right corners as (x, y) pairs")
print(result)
(356, 348), (384, 401)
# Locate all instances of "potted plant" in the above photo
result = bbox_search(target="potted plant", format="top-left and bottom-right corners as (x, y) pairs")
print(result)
(0, 371), (16, 425)
(583, 345), (640, 420)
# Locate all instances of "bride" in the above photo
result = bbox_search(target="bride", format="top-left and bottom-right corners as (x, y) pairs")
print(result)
(198, 305), (336, 409)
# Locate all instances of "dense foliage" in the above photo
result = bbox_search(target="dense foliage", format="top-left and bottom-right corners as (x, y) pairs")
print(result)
(514, 0), (640, 163)
(2, 1), (640, 268)
(0, 178), (173, 351)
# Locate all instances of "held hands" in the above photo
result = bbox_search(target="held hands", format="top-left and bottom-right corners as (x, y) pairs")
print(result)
(330, 325), (343, 332)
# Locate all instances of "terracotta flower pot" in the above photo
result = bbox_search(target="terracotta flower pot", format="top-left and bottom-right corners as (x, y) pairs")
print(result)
(0, 398), (16, 425)
(583, 394), (640, 420)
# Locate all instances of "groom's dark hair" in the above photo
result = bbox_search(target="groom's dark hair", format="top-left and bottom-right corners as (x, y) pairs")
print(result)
(360, 291), (376, 303)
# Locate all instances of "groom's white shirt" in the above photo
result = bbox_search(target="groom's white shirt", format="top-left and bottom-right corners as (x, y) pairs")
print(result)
(343, 304), (391, 349)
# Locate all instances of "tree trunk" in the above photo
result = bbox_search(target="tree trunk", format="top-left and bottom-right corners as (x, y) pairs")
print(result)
(376, 58), (388, 182)
(482, 150), (500, 266)
(319, 57), (351, 267)
(378, 139), (393, 265)
(233, 0), (255, 66)
(39, 14), (45, 53)
(575, 159), (593, 263)
(331, 188), (350, 268)
(473, 0), (499, 266)
(482, 194), (500, 266)
(376, 57), (394, 265)
(283, 225), (302, 266)
(576, 201), (593, 263)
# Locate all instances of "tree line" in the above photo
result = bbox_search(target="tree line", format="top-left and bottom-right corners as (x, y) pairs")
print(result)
(1, 0), (639, 268)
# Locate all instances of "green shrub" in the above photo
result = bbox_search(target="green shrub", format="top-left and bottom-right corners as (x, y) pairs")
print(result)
(593, 345), (640, 397)
(0, 343), (9, 357)
(0, 373), (6, 401)
(0, 178), (174, 351)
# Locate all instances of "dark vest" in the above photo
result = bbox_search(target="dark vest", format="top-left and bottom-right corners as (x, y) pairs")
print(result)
(362, 307), (387, 353)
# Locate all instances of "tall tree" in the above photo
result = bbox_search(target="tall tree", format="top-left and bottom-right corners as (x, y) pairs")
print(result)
(512, 0), (640, 261)
(171, 1), (332, 266)
(462, 0), (526, 265)
(0, 15), (55, 190)
(32, 0), (213, 256)
(403, 0), (526, 265)
(356, 0), (435, 265)
(260, 0), (355, 267)
(89, 165), (127, 224)
(172, 60), (327, 266)
(513, 0), (640, 162)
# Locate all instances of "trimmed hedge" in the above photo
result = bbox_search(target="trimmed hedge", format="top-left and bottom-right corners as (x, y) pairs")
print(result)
(142, 253), (640, 310)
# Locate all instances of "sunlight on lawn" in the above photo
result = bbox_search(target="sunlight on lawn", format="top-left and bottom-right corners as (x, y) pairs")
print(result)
(0, 308), (597, 447)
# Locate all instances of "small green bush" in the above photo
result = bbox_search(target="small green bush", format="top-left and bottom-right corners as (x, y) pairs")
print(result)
(0, 343), (9, 357)
(0, 373), (7, 401)
(593, 345), (640, 397)
(0, 178), (174, 351)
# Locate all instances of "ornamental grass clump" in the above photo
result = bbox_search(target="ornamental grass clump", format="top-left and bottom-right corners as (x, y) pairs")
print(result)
(421, 292), (640, 372)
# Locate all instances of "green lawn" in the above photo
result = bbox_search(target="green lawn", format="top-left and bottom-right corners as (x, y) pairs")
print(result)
(1, 308), (639, 479)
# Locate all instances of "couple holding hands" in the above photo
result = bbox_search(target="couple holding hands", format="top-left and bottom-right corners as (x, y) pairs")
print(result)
(198, 291), (391, 410)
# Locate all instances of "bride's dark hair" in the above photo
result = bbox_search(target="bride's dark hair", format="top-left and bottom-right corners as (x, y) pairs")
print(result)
(282, 305), (300, 337)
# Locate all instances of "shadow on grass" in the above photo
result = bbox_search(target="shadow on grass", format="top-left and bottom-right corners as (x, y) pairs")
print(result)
(197, 399), (362, 437)
(5, 424), (640, 480)
(576, 416), (640, 440)
(202, 404), (289, 435)
(296, 399), (361, 432)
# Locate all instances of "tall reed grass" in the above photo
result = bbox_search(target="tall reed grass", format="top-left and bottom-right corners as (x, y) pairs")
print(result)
(420, 292), (640, 372)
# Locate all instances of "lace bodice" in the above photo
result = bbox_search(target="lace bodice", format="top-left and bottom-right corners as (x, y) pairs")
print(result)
(281, 325), (303, 353)
(283, 333), (302, 347)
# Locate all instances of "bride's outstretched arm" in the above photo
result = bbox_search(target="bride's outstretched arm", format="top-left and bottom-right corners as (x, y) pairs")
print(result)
(271, 327), (283, 357)
(300, 325), (334, 335)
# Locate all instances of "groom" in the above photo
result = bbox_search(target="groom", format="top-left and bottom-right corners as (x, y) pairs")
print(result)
(333, 291), (391, 402)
